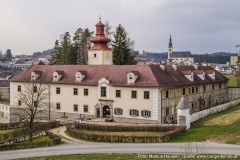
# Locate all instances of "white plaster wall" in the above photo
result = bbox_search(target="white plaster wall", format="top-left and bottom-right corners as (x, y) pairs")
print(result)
(190, 98), (240, 122)
(152, 88), (161, 121)
(0, 104), (10, 123)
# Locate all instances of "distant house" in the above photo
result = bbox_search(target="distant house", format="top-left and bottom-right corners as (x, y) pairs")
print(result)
(230, 53), (238, 65)
(0, 80), (10, 100)
(215, 65), (235, 74)
(0, 72), (12, 80)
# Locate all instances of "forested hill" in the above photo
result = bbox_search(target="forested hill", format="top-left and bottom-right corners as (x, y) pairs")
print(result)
(193, 54), (230, 64)
(139, 51), (234, 64)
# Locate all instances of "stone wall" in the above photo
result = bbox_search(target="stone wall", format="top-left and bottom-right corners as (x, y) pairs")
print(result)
(113, 116), (161, 124)
(228, 87), (240, 101)
(0, 104), (10, 123)
(50, 111), (94, 122)
(190, 98), (240, 123)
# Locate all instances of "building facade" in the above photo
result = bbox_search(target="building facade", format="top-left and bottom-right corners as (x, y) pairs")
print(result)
(10, 64), (228, 123)
(9, 20), (228, 124)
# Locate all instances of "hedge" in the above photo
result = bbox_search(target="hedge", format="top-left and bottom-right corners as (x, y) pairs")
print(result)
(66, 124), (186, 143)
(0, 122), (28, 130)
(0, 131), (61, 151)
(0, 121), (60, 141)
(69, 123), (180, 132)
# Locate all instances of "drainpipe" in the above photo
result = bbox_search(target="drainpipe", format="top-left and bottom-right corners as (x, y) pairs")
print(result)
(47, 83), (50, 121)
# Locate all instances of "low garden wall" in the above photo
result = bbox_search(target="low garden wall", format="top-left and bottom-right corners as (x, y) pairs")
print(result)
(66, 123), (186, 143)
(191, 98), (240, 123)
(0, 131), (61, 151)
(0, 121), (60, 141)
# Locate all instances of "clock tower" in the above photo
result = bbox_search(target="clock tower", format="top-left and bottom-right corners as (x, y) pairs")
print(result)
(88, 18), (113, 65)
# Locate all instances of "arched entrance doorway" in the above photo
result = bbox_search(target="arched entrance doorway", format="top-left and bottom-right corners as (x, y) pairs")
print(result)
(103, 105), (110, 118)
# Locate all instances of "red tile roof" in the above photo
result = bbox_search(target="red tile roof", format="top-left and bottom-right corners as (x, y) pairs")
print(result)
(10, 65), (228, 87)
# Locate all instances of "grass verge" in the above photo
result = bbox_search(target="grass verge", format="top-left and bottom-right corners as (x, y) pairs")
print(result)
(168, 104), (240, 144)
(19, 135), (52, 144)
(225, 74), (237, 87)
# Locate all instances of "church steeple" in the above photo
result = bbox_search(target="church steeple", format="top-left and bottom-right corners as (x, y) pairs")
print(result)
(168, 34), (173, 48)
(168, 35), (173, 59)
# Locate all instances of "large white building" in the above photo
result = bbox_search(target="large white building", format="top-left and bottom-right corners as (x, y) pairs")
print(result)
(9, 20), (228, 124)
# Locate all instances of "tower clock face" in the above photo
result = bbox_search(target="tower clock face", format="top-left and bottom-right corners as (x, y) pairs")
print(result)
(105, 52), (110, 59)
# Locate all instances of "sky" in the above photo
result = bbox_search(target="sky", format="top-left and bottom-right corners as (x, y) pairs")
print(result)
(0, 0), (240, 55)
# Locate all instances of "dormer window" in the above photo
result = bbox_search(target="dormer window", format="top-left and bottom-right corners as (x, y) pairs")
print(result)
(127, 71), (138, 84)
(53, 70), (64, 82)
(31, 70), (41, 80)
(75, 70), (86, 82)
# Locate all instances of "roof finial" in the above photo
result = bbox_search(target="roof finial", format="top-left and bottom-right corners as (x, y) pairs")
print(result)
(99, 15), (101, 22)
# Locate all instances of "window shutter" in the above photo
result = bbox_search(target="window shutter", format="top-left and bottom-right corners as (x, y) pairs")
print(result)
(129, 110), (132, 116)
(114, 108), (116, 114)
(149, 111), (151, 117)
(136, 110), (139, 116)
(141, 110), (143, 116)
(121, 109), (123, 115)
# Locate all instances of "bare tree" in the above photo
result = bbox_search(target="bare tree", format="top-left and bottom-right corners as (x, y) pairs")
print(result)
(15, 81), (49, 142)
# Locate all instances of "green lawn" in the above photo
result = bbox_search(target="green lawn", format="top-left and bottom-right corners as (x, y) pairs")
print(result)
(72, 129), (163, 136)
(0, 128), (21, 134)
(169, 104), (240, 144)
(20, 135), (52, 144)
(225, 74), (237, 87)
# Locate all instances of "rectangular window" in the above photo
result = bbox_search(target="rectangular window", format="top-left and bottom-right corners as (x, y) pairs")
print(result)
(84, 88), (88, 96)
(18, 100), (21, 106)
(84, 105), (88, 112)
(204, 85), (206, 91)
(129, 109), (138, 116)
(132, 91), (137, 98)
(18, 85), (21, 92)
(33, 86), (37, 93)
(183, 88), (185, 95)
(101, 87), (106, 97)
(189, 88), (191, 94)
(73, 88), (78, 95)
(114, 108), (123, 115)
(166, 90), (169, 98)
(212, 84), (214, 90)
(196, 87), (198, 93)
(141, 110), (151, 117)
(73, 104), (78, 112)
(56, 87), (60, 94)
(219, 84), (221, 89)
(166, 108), (169, 116)
(144, 91), (149, 99)
(56, 103), (60, 110)
(34, 101), (37, 107)
(116, 90), (121, 98)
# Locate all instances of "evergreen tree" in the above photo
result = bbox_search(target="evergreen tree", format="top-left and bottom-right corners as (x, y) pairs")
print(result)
(80, 28), (94, 65)
(49, 40), (62, 65)
(5, 49), (12, 60)
(112, 24), (136, 65)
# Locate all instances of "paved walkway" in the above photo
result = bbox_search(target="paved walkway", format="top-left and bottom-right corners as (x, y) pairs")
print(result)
(49, 126), (88, 144)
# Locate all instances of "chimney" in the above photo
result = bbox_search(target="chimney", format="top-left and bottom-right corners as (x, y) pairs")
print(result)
(160, 64), (165, 71)
(172, 64), (177, 71)
(194, 64), (198, 70)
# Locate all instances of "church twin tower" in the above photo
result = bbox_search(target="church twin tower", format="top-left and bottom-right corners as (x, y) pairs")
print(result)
(88, 18), (113, 65)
